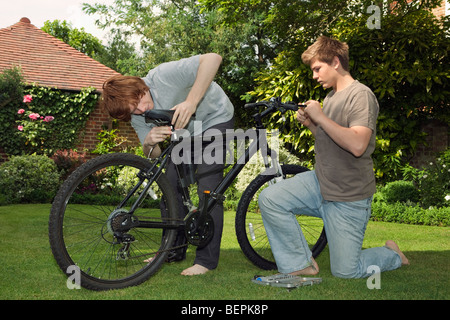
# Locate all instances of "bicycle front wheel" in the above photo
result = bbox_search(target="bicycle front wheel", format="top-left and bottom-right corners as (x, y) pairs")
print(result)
(49, 153), (179, 290)
(235, 164), (327, 270)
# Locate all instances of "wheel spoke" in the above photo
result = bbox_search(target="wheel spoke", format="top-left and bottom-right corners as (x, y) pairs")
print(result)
(49, 153), (178, 290)
(235, 165), (327, 270)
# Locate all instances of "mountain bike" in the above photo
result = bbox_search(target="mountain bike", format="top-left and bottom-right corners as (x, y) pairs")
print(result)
(48, 97), (327, 291)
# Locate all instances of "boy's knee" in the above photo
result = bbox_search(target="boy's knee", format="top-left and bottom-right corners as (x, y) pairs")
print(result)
(332, 270), (357, 279)
(258, 188), (274, 212)
(331, 265), (364, 279)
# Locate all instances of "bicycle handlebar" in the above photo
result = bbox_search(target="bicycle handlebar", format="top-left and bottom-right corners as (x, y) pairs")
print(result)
(143, 97), (305, 127)
(244, 97), (305, 114)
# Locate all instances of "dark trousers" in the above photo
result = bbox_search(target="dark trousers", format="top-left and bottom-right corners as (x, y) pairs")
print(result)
(165, 118), (234, 270)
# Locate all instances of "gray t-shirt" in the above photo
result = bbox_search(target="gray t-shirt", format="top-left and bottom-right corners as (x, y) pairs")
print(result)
(314, 80), (379, 202)
(131, 55), (234, 144)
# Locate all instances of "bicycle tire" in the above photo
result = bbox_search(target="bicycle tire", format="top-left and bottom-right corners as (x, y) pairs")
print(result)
(49, 153), (179, 291)
(235, 164), (327, 270)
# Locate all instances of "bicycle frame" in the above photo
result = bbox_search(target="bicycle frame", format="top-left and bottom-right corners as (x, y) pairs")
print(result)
(116, 114), (284, 233)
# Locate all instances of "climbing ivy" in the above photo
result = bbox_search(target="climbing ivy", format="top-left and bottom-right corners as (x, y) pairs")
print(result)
(0, 83), (99, 156)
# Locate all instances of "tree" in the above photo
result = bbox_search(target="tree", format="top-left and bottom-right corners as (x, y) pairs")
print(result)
(97, 29), (147, 76)
(81, 0), (449, 180)
(42, 20), (105, 59)
(246, 1), (449, 181)
(0, 66), (24, 108)
(42, 20), (144, 76)
(83, 0), (279, 116)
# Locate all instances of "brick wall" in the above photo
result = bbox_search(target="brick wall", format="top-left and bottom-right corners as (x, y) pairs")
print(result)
(76, 105), (110, 152)
(77, 105), (141, 159)
(409, 120), (449, 168)
(391, 0), (448, 17)
(0, 148), (8, 162)
(431, 0), (448, 18)
(116, 119), (141, 149)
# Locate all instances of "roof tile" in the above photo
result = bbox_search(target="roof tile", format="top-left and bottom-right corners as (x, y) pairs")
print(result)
(0, 17), (120, 91)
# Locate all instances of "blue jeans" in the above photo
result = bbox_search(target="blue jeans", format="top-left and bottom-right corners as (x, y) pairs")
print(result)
(258, 170), (402, 278)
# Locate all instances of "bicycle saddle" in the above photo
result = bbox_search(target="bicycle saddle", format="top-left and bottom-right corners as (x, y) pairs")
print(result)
(144, 110), (174, 126)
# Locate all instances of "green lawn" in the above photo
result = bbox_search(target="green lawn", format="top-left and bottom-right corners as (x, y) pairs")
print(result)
(0, 204), (448, 301)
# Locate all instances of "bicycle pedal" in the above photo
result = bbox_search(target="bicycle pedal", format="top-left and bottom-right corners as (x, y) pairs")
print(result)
(166, 249), (187, 262)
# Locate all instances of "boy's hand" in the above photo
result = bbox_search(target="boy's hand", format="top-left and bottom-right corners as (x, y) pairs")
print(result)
(297, 106), (312, 127)
(304, 100), (324, 125)
(171, 101), (196, 129)
(147, 126), (173, 145)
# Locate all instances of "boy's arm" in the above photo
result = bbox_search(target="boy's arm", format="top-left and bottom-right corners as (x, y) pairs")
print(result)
(171, 53), (223, 129)
(304, 100), (372, 157)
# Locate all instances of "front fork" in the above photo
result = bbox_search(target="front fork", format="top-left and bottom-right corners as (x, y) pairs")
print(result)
(261, 140), (284, 185)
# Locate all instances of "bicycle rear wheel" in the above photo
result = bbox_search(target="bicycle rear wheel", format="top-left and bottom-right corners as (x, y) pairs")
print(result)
(49, 153), (179, 290)
(235, 164), (327, 270)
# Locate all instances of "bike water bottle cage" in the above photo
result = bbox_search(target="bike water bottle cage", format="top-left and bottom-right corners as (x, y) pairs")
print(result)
(144, 110), (175, 126)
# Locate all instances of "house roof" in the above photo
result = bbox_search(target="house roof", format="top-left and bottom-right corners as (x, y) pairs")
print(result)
(0, 17), (120, 92)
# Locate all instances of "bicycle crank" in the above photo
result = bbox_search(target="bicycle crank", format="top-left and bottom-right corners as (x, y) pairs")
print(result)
(184, 210), (214, 248)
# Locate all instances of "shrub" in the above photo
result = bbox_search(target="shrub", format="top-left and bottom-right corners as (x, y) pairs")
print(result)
(0, 154), (60, 204)
(51, 149), (87, 181)
(234, 140), (304, 194)
(402, 148), (450, 208)
(371, 201), (449, 227)
(378, 180), (419, 204)
(0, 66), (24, 108)
(92, 128), (130, 154)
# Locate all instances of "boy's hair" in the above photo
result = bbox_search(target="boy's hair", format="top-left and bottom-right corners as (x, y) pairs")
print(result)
(100, 75), (148, 122)
(301, 36), (350, 72)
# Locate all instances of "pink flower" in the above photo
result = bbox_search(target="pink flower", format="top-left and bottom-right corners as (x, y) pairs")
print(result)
(18, 109), (25, 114)
(43, 116), (55, 122)
(17, 125), (23, 131)
(23, 95), (33, 103)
(29, 113), (40, 120)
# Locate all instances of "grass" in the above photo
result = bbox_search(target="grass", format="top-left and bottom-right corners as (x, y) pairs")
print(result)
(0, 204), (449, 301)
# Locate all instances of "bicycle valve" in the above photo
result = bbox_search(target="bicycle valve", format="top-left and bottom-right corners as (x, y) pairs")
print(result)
(171, 125), (177, 140)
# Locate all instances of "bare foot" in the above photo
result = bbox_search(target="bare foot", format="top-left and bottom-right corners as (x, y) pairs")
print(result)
(289, 257), (319, 276)
(385, 240), (410, 265)
(181, 264), (209, 276)
(144, 257), (154, 263)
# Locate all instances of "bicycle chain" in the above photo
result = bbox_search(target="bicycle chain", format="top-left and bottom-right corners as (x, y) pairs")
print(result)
(130, 242), (189, 261)
(119, 215), (188, 261)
